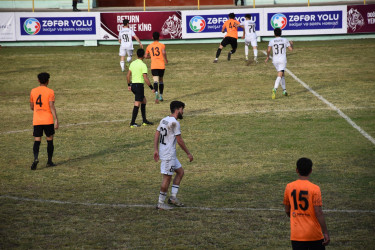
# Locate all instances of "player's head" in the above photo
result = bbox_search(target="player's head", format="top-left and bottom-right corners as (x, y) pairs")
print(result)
(274, 28), (282, 37)
(170, 101), (185, 119)
(296, 157), (313, 176)
(137, 48), (145, 58)
(123, 19), (129, 26)
(228, 13), (235, 19)
(245, 14), (251, 20)
(152, 31), (160, 41)
(38, 72), (50, 84)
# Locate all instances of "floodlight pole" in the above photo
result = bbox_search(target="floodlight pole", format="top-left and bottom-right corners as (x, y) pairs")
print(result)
(308, 0), (310, 7)
(198, 0), (200, 10)
(32, 0), (34, 12)
(88, 0), (90, 12)
(144, 0), (146, 11)
(253, 0), (255, 8)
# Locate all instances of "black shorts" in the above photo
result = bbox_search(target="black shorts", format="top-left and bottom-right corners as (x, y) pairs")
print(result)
(220, 37), (238, 50)
(131, 83), (145, 102)
(33, 124), (55, 137)
(292, 239), (325, 250)
(151, 69), (165, 78)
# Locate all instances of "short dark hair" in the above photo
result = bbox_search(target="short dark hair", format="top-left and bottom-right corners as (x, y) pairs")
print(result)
(123, 19), (129, 26)
(38, 72), (50, 84)
(229, 13), (235, 19)
(137, 48), (145, 58)
(170, 101), (185, 113)
(296, 158), (313, 176)
(152, 31), (160, 40)
(274, 28), (282, 36)
(245, 14), (251, 19)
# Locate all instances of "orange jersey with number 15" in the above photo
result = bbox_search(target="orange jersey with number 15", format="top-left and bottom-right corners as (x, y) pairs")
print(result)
(223, 19), (240, 39)
(146, 41), (166, 69)
(283, 180), (324, 242)
(30, 86), (55, 125)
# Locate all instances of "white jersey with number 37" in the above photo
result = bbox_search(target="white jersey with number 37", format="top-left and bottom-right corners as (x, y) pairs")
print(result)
(118, 27), (136, 49)
(157, 116), (181, 160)
(268, 37), (291, 63)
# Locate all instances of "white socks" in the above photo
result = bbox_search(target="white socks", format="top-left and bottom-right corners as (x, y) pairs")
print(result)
(281, 76), (286, 90)
(171, 185), (179, 198)
(120, 61), (124, 71)
(274, 76), (282, 89)
(158, 191), (167, 203)
(245, 46), (249, 58)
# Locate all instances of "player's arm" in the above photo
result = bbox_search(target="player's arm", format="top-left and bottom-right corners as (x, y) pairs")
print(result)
(288, 41), (293, 51)
(143, 73), (155, 93)
(265, 46), (272, 63)
(127, 70), (132, 91)
(314, 205), (330, 246)
(153, 130), (160, 162)
(144, 48), (150, 59)
(162, 48), (168, 64)
(133, 35), (143, 49)
(176, 135), (193, 162)
(49, 101), (59, 129)
(30, 102), (34, 111)
(284, 204), (291, 217)
(221, 23), (226, 33)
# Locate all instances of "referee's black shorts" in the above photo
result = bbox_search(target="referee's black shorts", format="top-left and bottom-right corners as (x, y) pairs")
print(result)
(131, 83), (145, 102)
(221, 36), (238, 50)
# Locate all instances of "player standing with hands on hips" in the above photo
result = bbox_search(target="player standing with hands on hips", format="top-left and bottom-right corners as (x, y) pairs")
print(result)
(29, 72), (59, 170)
(119, 19), (143, 72)
(283, 158), (330, 249)
(154, 101), (193, 210)
(265, 28), (293, 99)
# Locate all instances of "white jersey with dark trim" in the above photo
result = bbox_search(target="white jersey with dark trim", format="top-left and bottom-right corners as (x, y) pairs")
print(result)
(240, 20), (257, 40)
(157, 116), (181, 160)
(118, 27), (136, 49)
(268, 37), (291, 63)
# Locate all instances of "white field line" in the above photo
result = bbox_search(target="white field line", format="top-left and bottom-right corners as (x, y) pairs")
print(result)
(1, 106), (374, 135)
(1, 195), (374, 213)
(262, 51), (375, 145)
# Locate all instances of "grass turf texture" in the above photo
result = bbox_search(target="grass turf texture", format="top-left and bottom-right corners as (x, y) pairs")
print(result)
(0, 39), (374, 249)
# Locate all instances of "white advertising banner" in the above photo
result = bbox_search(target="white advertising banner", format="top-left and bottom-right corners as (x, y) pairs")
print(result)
(15, 12), (101, 41)
(0, 13), (16, 41)
(263, 5), (347, 36)
(182, 9), (264, 39)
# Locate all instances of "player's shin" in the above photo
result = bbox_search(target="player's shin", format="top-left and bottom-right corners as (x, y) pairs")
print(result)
(33, 141), (41, 161)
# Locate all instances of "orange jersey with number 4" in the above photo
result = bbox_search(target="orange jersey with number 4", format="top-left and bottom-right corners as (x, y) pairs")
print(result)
(283, 180), (324, 241)
(30, 86), (55, 125)
(223, 19), (240, 39)
(146, 41), (166, 69)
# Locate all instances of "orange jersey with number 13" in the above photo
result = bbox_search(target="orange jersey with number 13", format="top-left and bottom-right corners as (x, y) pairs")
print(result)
(30, 86), (55, 125)
(146, 41), (166, 69)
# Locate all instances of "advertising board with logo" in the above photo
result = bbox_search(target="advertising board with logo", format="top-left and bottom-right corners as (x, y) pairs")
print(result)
(15, 13), (101, 40)
(263, 6), (347, 36)
(347, 4), (375, 33)
(182, 10), (262, 39)
(100, 12), (181, 40)
(0, 13), (16, 41)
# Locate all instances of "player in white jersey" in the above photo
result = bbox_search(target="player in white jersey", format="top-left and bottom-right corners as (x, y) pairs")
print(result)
(265, 28), (293, 99)
(238, 14), (258, 62)
(153, 101), (193, 210)
(118, 19), (143, 72)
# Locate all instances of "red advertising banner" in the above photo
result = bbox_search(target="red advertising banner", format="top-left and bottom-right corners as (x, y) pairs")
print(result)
(100, 12), (182, 40)
(347, 4), (375, 33)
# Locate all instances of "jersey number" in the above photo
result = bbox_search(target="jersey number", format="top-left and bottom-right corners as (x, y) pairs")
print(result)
(160, 127), (167, 145)
(291, 189), (309, 211)
(151, 47), (160, 56)
(273, 44), (285, 55)
(248, 25), (255, 33)
(36, 94), (43, 107)
(122, 34), (129, 42)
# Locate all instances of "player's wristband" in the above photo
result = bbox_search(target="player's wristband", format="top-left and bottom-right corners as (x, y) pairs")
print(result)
(149, 85), (154, 90)
(128, 82), (131, 86)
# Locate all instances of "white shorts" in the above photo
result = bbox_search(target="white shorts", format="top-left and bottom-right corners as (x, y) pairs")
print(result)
(119, 47), (133, 57)
(245, 38), (257, 47)
(160, 158), (182, 176)
(273, 62), (287, 72)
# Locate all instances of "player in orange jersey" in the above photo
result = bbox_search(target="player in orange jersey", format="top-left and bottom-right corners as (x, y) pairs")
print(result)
(145, 31), (168, 103)
(213, 13), (240, 63)
(283, 158), (330, 249)
(29, 72), (59, 170)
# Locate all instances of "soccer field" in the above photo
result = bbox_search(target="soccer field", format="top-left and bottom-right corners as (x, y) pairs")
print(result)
(0, 39), (374, 249)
